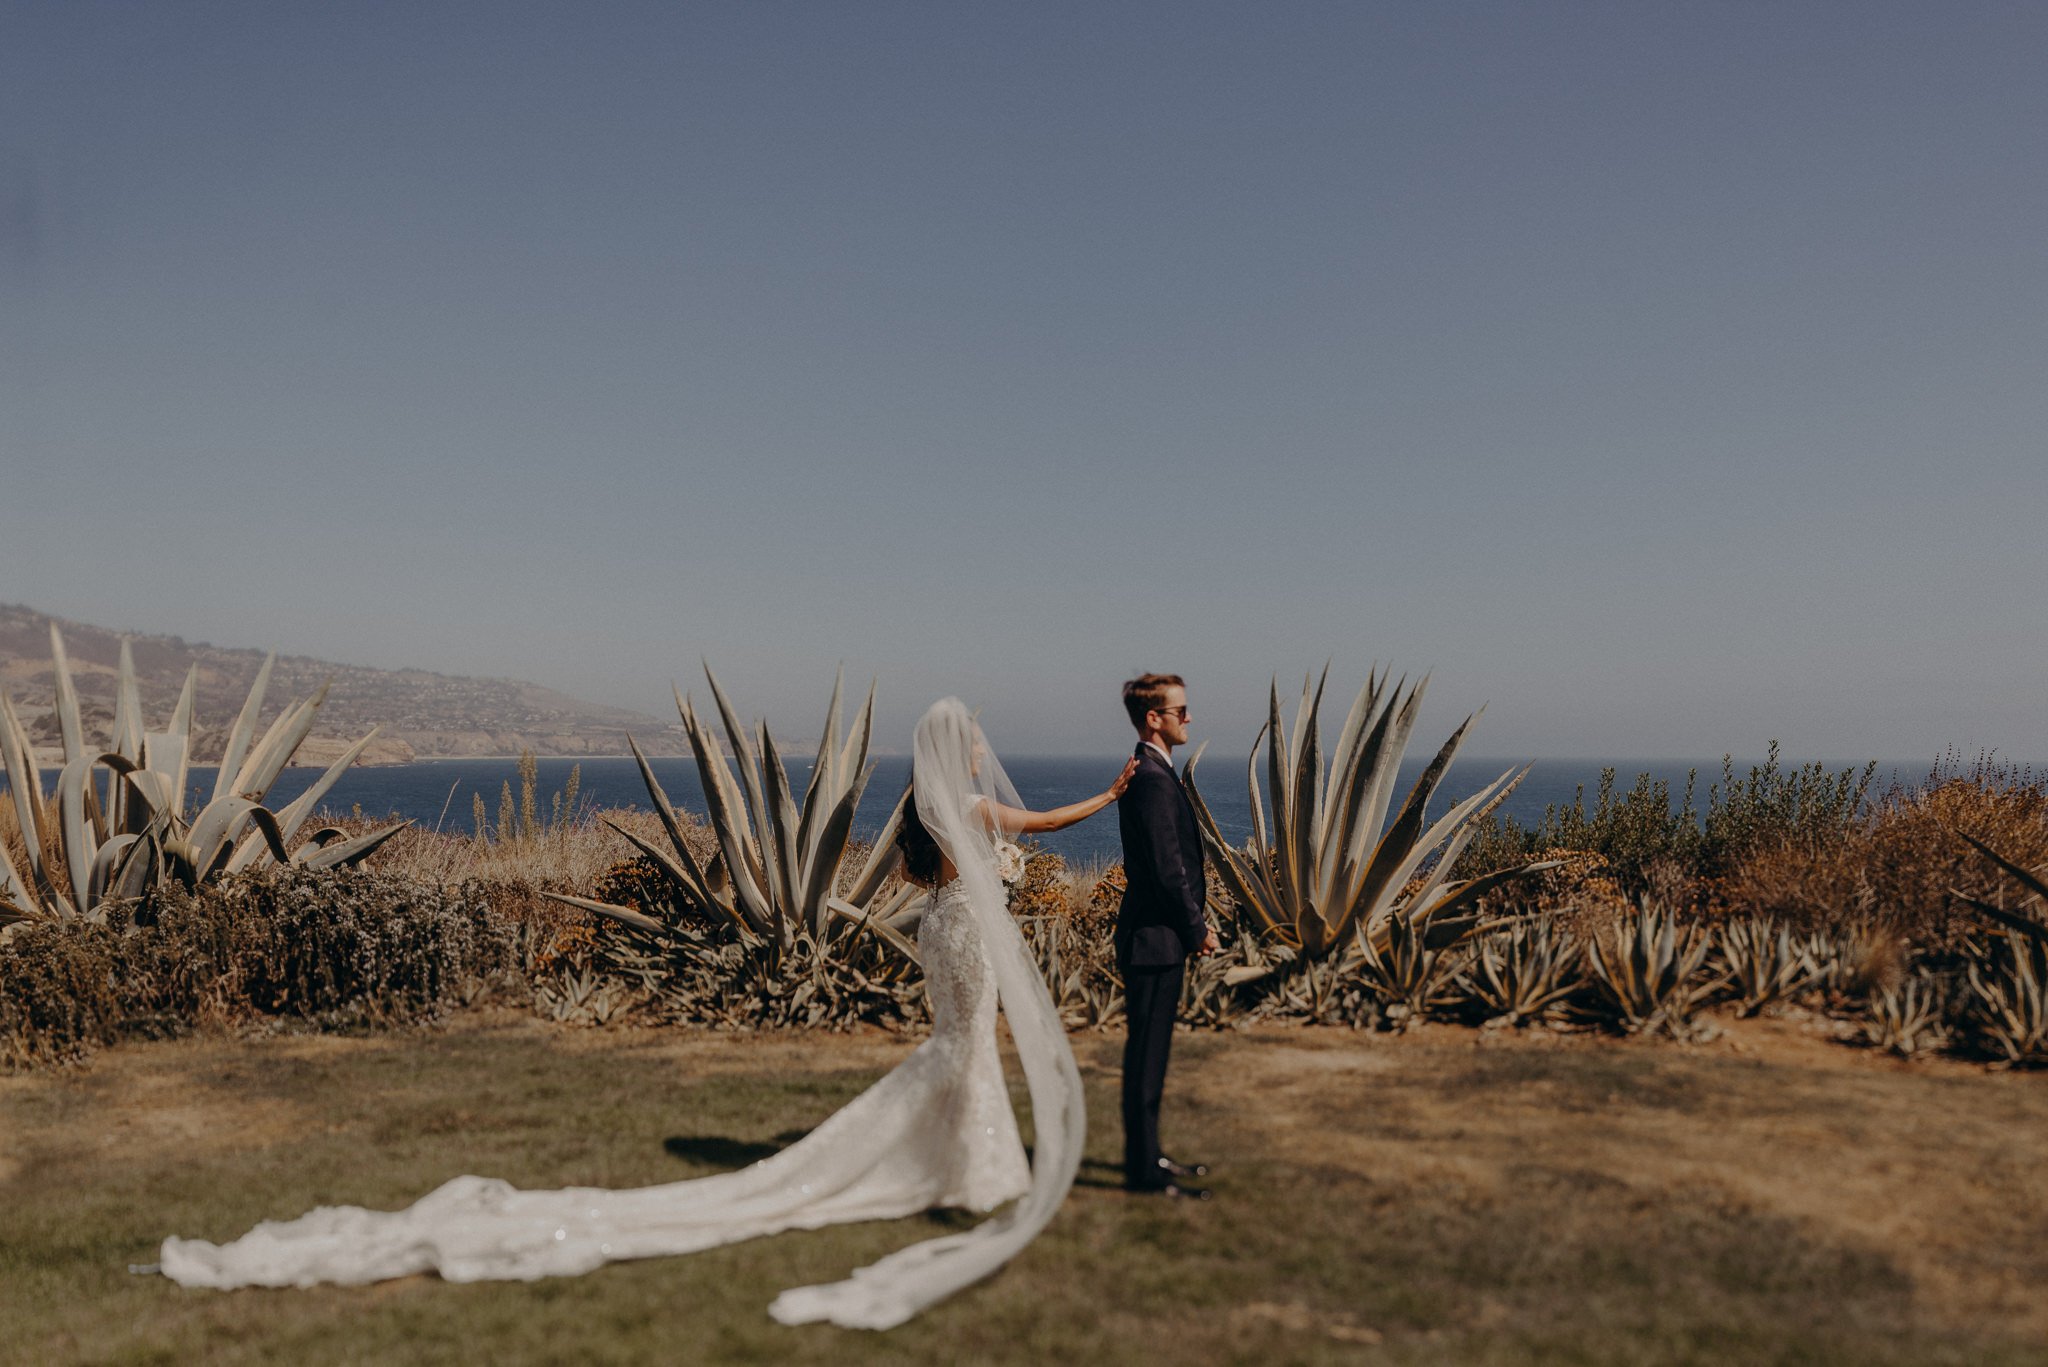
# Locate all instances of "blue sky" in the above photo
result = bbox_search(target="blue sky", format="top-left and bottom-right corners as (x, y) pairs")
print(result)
(4, 2), (2044, 760)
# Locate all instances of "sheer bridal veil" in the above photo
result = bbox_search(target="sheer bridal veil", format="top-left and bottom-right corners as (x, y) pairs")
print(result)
(769, 697), (1086, 1327)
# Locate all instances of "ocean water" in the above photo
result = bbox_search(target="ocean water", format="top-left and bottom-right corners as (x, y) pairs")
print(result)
(12, 752), (1918, 866)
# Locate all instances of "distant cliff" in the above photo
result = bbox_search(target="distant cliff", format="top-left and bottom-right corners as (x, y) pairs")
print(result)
(0, 604), (683, 765)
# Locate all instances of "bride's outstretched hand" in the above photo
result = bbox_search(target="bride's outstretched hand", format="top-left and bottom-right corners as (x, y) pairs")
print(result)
(1108, 757), (1139, 800)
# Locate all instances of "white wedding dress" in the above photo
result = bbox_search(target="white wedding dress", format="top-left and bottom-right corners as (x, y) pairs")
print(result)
(158, 699), (1086, 1330)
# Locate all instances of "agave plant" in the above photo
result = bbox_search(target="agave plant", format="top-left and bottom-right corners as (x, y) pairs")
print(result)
(1020, 913), (1127, 1030)
(1803, 927), (1896, 1002)
(1587, 903), (1721, 1038)
(1353, 907), (1475, 1028)
(548, 667), (916, 965)
(1716, 917), (1819, 1016)
(1462, 916), (1585, 1027)
(1865, 973), (1947, 1059)
(1183, 667), (1550, 961)
(1952, 834), (2048, 1064)
(1962, 933), (2048, 1064)
(0, 627), (406, 926)
(534, 958), (641, 1027)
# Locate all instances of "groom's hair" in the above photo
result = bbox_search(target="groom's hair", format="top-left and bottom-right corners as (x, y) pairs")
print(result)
(1121, 673), (1185, 730)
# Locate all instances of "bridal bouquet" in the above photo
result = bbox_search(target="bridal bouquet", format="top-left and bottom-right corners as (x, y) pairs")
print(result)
(993, 840), (1028, 886)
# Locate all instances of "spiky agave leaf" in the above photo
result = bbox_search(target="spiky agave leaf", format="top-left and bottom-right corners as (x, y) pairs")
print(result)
(827, 895), (922, 965)
(0, 692), (52, 902)
(700, 664), (773, 878)
(800, 765), (871, 938)
(619, 734), (730, 916)
(47, 624), (84, 764)
(210, 653), (276, 804)
(1184, 747), (1287, 935)
(292, 819), (409, 871)
(1956, 832), (2048, 945)
(224, 726), (390, 872)
(675, 686), (775, 936)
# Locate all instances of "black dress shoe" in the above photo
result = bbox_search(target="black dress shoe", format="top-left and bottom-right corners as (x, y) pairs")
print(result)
(1158, 1156), (1210, 1180)
(1156, 1181), (1213, 1201)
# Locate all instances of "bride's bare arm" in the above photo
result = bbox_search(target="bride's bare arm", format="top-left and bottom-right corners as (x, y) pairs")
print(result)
(982, 758), (1138, 835)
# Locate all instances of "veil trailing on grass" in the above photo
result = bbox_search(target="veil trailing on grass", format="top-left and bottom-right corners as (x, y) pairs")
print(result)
(155, 698), (1085, 1332)
(768, 697), (1087, 1327)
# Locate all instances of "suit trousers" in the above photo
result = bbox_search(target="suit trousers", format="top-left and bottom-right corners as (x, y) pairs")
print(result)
(1120, 959), (1185, 1188)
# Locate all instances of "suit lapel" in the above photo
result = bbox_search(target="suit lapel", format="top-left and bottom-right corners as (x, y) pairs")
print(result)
(1136, 744), (1192, 817)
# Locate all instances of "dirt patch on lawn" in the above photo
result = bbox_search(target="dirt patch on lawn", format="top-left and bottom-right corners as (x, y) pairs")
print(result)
(1179, 1017), (2048, 1338)
(2, 1049), (323, 1187)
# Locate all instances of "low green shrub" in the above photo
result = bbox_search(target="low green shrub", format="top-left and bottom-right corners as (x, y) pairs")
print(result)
(1456, 743), (1877, 900)
(0, 869), (515, 1068)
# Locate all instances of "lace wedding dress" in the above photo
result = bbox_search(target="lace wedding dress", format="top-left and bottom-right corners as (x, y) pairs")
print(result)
(158, 699), (1085, 1330)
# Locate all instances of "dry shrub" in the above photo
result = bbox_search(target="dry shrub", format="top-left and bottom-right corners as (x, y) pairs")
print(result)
(1085, 864), (1126, 927)
(1716, 759), (2048, 955)
(317, 806), (725, 965)
(0, 869), (515, 1068)
(1487, 848), (1633, 930)
(1008, 847), (1071, 920)
(340, 807), (704, 891)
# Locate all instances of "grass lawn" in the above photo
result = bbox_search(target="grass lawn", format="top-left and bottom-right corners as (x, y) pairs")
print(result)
(5, 1012), (2047, 1366)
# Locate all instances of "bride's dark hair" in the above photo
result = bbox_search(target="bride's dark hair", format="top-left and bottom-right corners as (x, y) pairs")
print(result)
(895, 786), (943, 885)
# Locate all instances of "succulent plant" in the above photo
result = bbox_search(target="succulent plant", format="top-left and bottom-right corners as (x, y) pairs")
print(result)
(1355, 908), (1471, 1028)
(1462, 916), (1585, 1027)
(1962, 933), (2048, 1065)
(1947, 832), (2048, 1064)
(1019, 913), (1126, 1030)
(547, 666), (917, 966)
(1865, 972), (1947, 1058)
(1715, 917), (1819, 1016)
(1182, 667), (1551, 960)
(534, 957), (640, 1026)
(0, 627), (406, 926)
(1802, 927), (1896, 1001)
(589, 916), (926, 1033)
(1587, 903), (1721, 1038)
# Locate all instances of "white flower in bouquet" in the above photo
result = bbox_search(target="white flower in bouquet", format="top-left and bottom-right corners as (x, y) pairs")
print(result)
(993, 840), (1028, 886)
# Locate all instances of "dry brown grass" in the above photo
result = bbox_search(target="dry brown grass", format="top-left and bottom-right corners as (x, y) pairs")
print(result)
(355, 808), (702, 894)
(322, 808), (722, 961)
(0, 787), (65, 900)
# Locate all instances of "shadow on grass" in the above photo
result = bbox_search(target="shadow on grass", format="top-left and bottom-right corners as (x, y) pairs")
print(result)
(1074, 1157), (1130, 1190)
(662, 1129), (811, 1168)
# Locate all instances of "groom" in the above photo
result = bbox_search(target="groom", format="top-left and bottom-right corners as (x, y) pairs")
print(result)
(1114, 673), (1217, 1200)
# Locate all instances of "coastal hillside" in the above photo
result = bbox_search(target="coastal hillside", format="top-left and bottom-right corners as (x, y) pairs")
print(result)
(0, 604), (682, 764)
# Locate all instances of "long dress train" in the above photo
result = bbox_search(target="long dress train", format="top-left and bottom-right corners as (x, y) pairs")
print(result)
(160, 881), (1030, 1292)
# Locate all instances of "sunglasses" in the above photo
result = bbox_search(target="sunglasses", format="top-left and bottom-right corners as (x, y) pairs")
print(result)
(1150, 706), (1189, 720)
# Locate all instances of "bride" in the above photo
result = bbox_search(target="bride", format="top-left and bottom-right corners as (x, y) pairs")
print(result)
(157, 698), (1134, 1330)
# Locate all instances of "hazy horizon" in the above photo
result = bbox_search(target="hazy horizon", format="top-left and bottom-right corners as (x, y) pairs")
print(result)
(6, 4), (2044, 762)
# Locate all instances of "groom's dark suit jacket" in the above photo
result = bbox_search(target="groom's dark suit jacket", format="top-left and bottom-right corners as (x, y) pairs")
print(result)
(1115, 743), (1209, 969)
